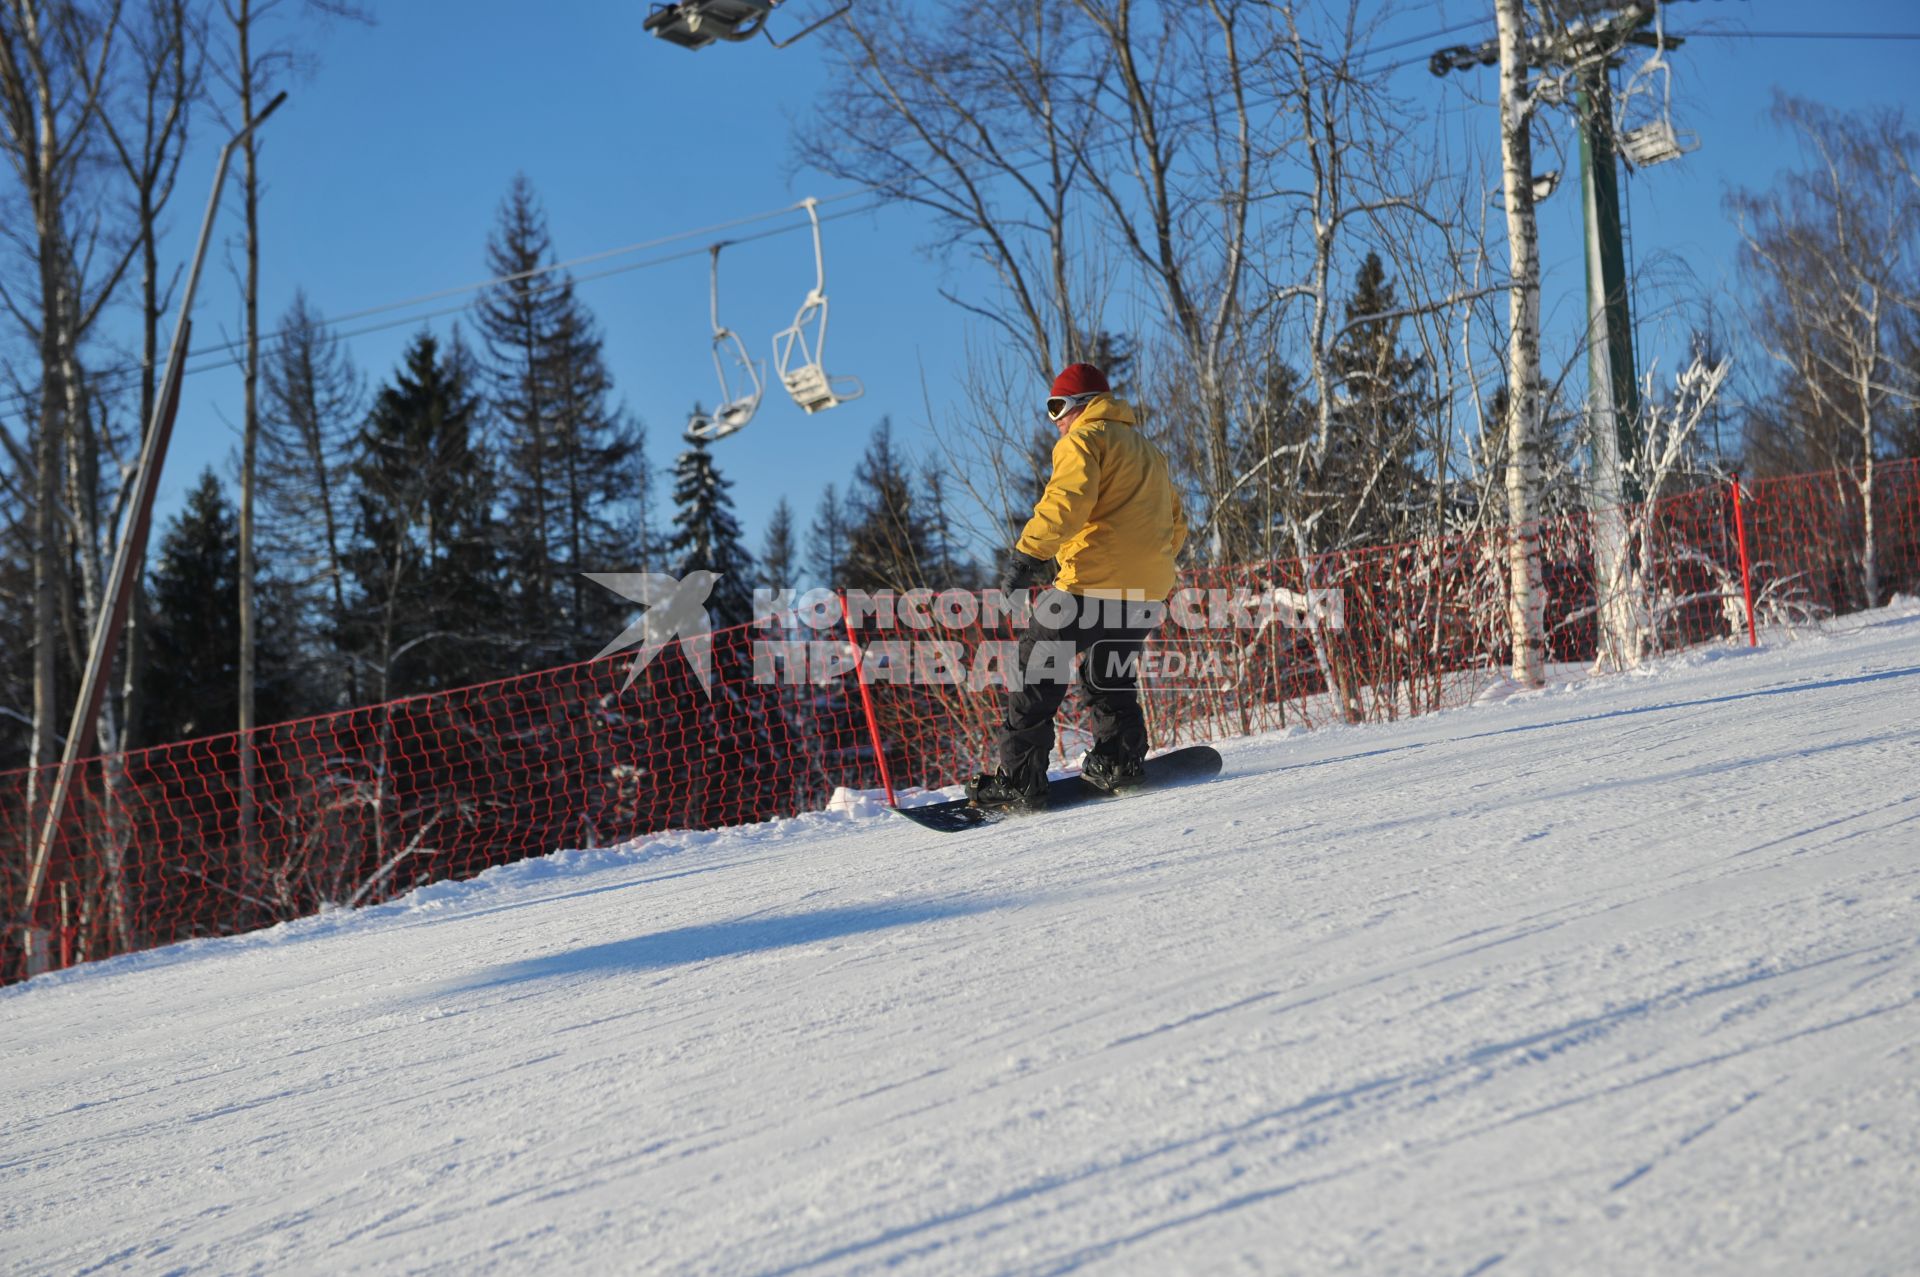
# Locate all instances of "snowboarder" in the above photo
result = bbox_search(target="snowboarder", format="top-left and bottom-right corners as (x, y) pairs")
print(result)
(965, 362), (1187, 810)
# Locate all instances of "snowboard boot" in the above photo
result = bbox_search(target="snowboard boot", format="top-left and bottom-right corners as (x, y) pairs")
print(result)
(964, 769), (1049, 811)
(1080, 751), (1145, 794)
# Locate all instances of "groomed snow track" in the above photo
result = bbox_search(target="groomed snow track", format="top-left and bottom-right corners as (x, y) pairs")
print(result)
(5, 606), (1919, 1275)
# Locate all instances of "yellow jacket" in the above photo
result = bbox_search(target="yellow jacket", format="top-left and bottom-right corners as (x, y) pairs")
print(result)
(1015, 395), (1186, 597)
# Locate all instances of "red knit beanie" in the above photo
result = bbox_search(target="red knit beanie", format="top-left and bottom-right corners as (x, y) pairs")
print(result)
(1050, 362), (1110, 398)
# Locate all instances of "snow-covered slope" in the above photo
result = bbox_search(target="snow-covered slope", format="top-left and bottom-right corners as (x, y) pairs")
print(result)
(6, 608), (1919, 1276)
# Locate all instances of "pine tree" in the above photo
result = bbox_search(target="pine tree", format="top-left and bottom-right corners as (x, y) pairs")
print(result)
(341, 330), (503, 697)
(667, 436), (755, 627)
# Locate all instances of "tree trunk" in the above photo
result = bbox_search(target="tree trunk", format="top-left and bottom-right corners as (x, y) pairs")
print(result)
(1857, 321), (1880, 611)
(235, 0), (261, 864)
(1860, 453), (1878, 610)
(1495, 0), (1546, 687)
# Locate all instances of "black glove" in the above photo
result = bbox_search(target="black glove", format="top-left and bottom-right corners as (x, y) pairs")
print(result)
(998, 549), (1053, 593)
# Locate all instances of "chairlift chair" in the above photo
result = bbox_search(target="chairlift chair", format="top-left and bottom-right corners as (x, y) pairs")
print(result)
(685, 243), (764, 443)
(1613, 10), (1697, 169)
(773, 197), (864, 415)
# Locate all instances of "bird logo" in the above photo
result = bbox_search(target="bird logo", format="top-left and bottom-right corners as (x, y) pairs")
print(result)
(584, 570), (722, 693)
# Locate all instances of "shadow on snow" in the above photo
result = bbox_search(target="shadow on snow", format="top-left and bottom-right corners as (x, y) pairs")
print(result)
(445, 897), (1009, 992)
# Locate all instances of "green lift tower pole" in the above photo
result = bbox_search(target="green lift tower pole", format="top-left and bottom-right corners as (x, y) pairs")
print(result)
(1431, 7), (1664, 497)
(1430, 3), (1682, 668)
(1576, 55), (1642, 508)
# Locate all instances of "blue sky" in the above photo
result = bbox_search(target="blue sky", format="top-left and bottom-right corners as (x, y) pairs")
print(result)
(121, 0), (1920, 561)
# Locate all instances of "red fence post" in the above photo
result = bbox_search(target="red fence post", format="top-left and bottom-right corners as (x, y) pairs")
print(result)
(839, 592), (898, 808)
(1731, 473), (1759, 648)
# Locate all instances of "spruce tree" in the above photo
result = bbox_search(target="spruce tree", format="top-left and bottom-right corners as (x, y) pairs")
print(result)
(622, 417), (659, 573)
(759, 497), (798, 599)
(666, 436), (755, 627)
(477, 177), (566, 620)
(842, 418), (936, 593)
(1326, 252), (1431, 547)
(918, 463), (965, 587)
(477, 176), (639, 658)
(807, 483), (848, 587)
(144, 470), (242, 742)
(141, 468), (301, 744)
(547, 302), (641, 642)
(1226, 360), (1313, 562)
(259, 290), (363, 708)
(342, 330), (503, 696)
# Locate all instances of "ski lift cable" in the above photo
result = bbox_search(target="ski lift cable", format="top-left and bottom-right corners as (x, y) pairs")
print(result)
(46, 15), (1476, 383)
(181, 15), (1483, 350)
(206, 191), (876, 365)
(0, 196), (893, 424)
(0, 16), (1510, 422)
(19, 15), (1915, 424)
(1669, 29), (1920, 40)
(0, 192), (882, 420)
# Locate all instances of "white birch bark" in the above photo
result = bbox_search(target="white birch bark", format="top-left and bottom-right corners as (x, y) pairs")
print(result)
(1495, 0), (1547, 686)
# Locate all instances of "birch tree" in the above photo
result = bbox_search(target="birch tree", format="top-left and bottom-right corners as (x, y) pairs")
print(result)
(1592, 353), (1729, 670)
(216, 0), (264, 756)
(1493, 0), (1547, 686)
(213, 0), (364, 860)
(803, 1), (1495, 576)
(99, 0), (196, 749)
(796, 0), (1121, 561)
(0, 0), (134, 788)
(1731, 95), (1920, 611)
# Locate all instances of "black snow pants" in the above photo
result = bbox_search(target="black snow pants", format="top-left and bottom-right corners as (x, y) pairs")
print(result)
(997, 588), (1163, 792)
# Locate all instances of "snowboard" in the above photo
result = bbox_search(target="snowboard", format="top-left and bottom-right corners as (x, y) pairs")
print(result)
(894, 745), (1223, 833)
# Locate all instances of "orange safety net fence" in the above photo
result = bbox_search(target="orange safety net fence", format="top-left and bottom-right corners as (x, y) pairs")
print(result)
(5, 459), (1916, 982)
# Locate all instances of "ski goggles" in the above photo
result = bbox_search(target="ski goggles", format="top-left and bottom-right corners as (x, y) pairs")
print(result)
(1046, 391), (1099, 421)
